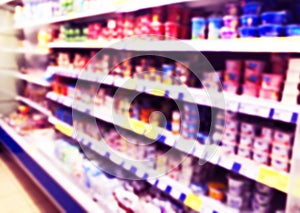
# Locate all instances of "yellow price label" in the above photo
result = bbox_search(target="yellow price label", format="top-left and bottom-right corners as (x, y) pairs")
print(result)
(55, 122), (73, 137)
(184, 193), (202, 211)
(144, 125), (159, 140)
(257, 166), (289, 193)
(113, 0), (129, 6)
(275, 172), (289, 193)
(123, 78), (136, 90)
(129, 119), (145, 135)
(151, 87), (165, 97)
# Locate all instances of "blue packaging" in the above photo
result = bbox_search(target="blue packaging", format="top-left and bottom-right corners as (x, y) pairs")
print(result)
(208, 17), (223, 39)
(286, 24), (300, 36)
(239, 27), (259, 37)
(261, 11), (291, 25)
(259, 24), (285, 37)
(162, 64), (175, 74)
(242, 2), (263, 15)
(240, 15), (260, 26)
(191, 17), (207, 39)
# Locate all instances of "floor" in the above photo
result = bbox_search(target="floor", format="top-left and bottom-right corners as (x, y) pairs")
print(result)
(0, 152), (59, 213)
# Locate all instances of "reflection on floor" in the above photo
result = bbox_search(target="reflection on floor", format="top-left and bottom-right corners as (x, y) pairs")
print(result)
(0, 152), (59, 213)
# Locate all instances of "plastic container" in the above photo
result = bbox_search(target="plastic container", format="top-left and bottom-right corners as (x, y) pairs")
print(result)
(238, 145), (252, 158)
(253, 137), (271, 152)
(274, 130), (293, 145)
(221, 142), (236, 154)
(224, 130), (238, 141)
(239, 26), (259, 37)
(271, 157), (289, 172)
(241, 122), (256, 135)
(272, 143), (290, 159)
(259, 24), (285, 37)
(191, 17), (207, 39)
(253, 151), (269, 165)
(223, 81), (239, 93)
(208, 17), (223, 39)
(252, 198), (270, 213)
(226, 193), (244, 209)
(261, 74), (283, 90)
(164, 21), (179, 39)
(239, 135), (254, 147)
(227, 174), (246, 196)
(261, 11), (291, 25)
(245, 60), (266, 74)
(242, 2), (263, 15)
(226, 3), (240, 15)
(259, 89), (280, 101)
(208, 182), (226, 201)
(223, 15), (239, 28)
(254, 192), (272, 205)
(226, 60), (242, 72)
(225, 119), (239, 132)
(255, 182), (273, 194)
(240, 15), (260, 27)
(286, 24), (300, 36)
(261, 127), (273, 140)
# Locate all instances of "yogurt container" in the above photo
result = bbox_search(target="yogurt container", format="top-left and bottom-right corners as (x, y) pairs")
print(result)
(239, 134), (254, 147)
(255, 182), (273, 195)
(261, 11), (291, 25)
(223, 81), (239, 94)
(208, 182), (226, 201)
(238, 145), (252, 158)
(208, 17), (223, 39)
(220, 26), (238, 39)
(259, 24), (285, 37)
(223, 130), (238, 141)
(191, 17), (207, 39)
(253, 137), (271, 152)
(240, 15), (260, 27)
(259, 89), (280, 101)
(226, 193), (244, 209)
(227, 174), (247, 196)
(223, 15), (239, 28)
(242, 2), (263, 15)
(274, 130), (293, 145)
(241, 122), (256, 135)
(221, 141), (236, 154)
(261, 74), (283, 90)
(226, 60), (242, 73)
(271, 156), (289, 172)
(286, 24), (300, 36)
(272, 142), (291, 159)
(254, 192), (272, 205)
(225, 119), (239, 132)
(253, 151), (269, 165)
(252, 198), (270, 213)
(226, 3), (240, 15)
(239, 26), (259, 37)
(261, 127), (273, 140)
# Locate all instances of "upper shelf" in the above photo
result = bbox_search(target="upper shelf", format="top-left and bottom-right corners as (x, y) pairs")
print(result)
(14, 0), (194, 29)
(47, 37), (300, 53)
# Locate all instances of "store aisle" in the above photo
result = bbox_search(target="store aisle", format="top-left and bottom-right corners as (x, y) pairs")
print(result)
(0, 152), (59, 213)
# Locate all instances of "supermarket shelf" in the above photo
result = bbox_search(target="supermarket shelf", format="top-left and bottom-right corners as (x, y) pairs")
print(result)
(47, 92), (290, 193)
(48, 116), (238, 213)
(15, 96), (52, 116)
(49, 66), (300, 124)
(15, 72), (51, 87)
(47, 37), (300, 53)
(0, 119), (103, 212)
(14, 0), (193, 29)
(0, 47), (49, 55)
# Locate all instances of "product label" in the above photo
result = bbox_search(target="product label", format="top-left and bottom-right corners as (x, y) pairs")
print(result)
(184, 193), (202, 211)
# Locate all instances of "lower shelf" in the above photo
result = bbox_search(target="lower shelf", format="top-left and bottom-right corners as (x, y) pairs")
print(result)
(0, 119), (104, 212)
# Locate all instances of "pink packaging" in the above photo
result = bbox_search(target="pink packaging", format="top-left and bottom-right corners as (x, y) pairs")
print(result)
(223, 81), (239, 93)
(239, 135), (254, 148)
(253, 151), (269, 165)
(226, 60), (242, 73)
(222, 142), (236, 154)
(223, 129), (238, 142)
(245, 60), (266, 74)
(220, 26), (238, 39)
(274, 130), (293, 145)
(241, 122), (256, 135)
(259, 89), (279, 101)
(271, 157), (289, 172)
(262, 74), (283, 90)
(223, 15), (239, 28)
(261, 127), (273, 140)
(253, 137), (271, 152)
(272, 143), (291, 160)
(238, 145), (252, 158)
(225, 119), (239, 132)
(242, 84), (259, 97)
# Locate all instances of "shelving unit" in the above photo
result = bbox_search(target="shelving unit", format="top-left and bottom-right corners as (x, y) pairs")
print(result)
(1, 0), (300, 212)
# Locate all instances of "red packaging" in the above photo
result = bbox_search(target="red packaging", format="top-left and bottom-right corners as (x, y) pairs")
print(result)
(165, 21), (179, 39)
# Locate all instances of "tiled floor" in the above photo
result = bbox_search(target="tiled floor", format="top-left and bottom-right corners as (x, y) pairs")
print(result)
(0, 152), (59, 213)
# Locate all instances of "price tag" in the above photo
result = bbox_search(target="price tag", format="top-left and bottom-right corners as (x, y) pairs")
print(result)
(129, 119), (145, 135)
(151, 86), (165, 97)
(184, 194), (202, 212)
(144, 125), (159, 140)
(218, 155), (234, 170)
(123, 78), (136, 90)
(193, 94), (210, 106)
(55, 122), (73, 137)
(257, 166), (278, 187)
(275, 172), (289, 193)
(239, 103), (270, 118)
(273, 109), (293, 123)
